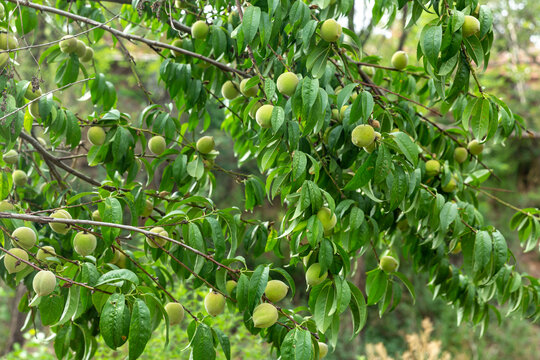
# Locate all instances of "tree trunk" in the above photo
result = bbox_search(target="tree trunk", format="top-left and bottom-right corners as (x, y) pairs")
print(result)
(2, 285), (27, 355)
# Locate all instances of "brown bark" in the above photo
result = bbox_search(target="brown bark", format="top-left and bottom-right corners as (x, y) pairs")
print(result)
(2, 285), (27, 355)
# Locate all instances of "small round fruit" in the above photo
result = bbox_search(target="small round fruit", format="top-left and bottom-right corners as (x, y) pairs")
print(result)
(318, 342), (329, 358)
(36, 246), (56, 262)
(170, 38), (183, 58)
(29, 102), (40, 119)
(462, 15), (480, 37)
(221, 80), (240, 100)
(240, 78), (258, 97)
(228, 11), (240, 26)
(87, 126), (106, 146)
(164, 302), (185, 325)
(320, 19), (342, 42)
(265, 280), (289, 302)
(148, 135), (166, 155)
(226, 280), (237, 295)
(0, 33), (18, 50)
(0, 52), (9, 68)
(3, 149), (19, 164)
(351, 124), (375, 148)
(33, 270), (56, 297)
(454, 147), (468, 163)
(363, 132), (381, 153)
(0, 200), (14, 211)
(252, 303), (278, 328)
(111, 251), (127, 268)
(256, 104), (274, 128)
(306, 263), (328, 287)
(317, 207), (337, 233)
(276, 72), (299, 97)
(4, 248), (28, 273)
(391, 51), (408, 70)
(331, 109), (339, 121)
(380, 255), (399, 273)
(59, 35), (77, 53)
(80, 46), (94, 62)
(249, 102), (262, 119)
(340, 105), (349, 121)
(74, 40), (87, 57)
(24, 86), (42, 101)
(146, 227), (168, 248)
(451, 241), (462, 254)
(467, 139), (484, 155)
(196, 136), (215, 154)
(11, 226), (37, 250)
(92, 210), (101, 221)
(442, 177), (457, 193)
(73, 232), (97, 257)
(425, 160), (441, 177)
(204, 291), (226, 316)
(191, 20), (209, 40)
(12, 170), (27, 186)
(141, 199), (153, 217)
(49, 209), (72, 235)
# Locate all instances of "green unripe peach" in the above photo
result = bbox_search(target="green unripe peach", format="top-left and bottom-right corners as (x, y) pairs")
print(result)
(171, 38), (183, 57)
(111, 251), (127, 268)
(442, 176), (457, 193)
(425, 160), (441, 177)
(320, 19), (342, 42)
(467, 139), (484, 155)
(196, 136), (215, 154)
(454, 147), (468, 163)
(252, 303), (278, 328)
(276, 72), (299, 97)
(380, 255), (399, 273)
(148, 135), (166, 155)
(256, 104), (274, 128)
(49, 209), (72, 235)
(391, 51), (408, 70)
(221, 80), (240, 100)
(318, 342), (329, 358)
(36, 246), (56, 262)
(0, 52), (9, 68)
(363, 132), (381, 153)
(12, 226), (37, 250)
(265, 280), (288, 302)
(12, 170), (27, 186)
(462, 15), (480, 37)
(164, 302), (185, 325)
(74, 40), (87, 57)
(59, 35), (77, 53)
(29, 102), (40, 119)
(351, 124), (375, 148)
(228, 11), (240, 26)
(317, 207), (337, 233)
(226, 280), (237, 295)
(0, 33), (18, 50)
(0, 200), (14, 211)
(451, 241), (462, 254)
(306, 263), (328, 286)
(141, 199), (153, 217)
(340, 105), (349, 121)
(33, 270), (56, 296)
(80, 46), (94, 62)
(191, 20), (209, 40)
(204, 291), (226, 316)
(175, 0), (187, 8)
(249, 102), (262, 119)
(25, 86), (42, 101)
(240, 78), (258, 97)
(146, 227), (168, 248)
(4, 248), (28, 273)
(92, 210), (101, 221)
(331, 109), (340, 121)
(87, 126), (106, 146)
(73, 232), (97, 257)
(3, 149), (19, 164)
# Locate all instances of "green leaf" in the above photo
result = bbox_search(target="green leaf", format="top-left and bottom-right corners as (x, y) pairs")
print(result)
(242, 6), (261, 44)
(390, 131), (419, 167)
(394, 272), (416, 303)
(248, 265), (269, 311)
(39, 294), (64, 326)
(366, 269), (388, 305)
(214, 328), (231, 360)
(101, 197), (122, 248)
(347, 281), (367, 336)
(334, 276), (351, 315)
(57, 286), (80, 325)
(128, 298), (152, 360)
(99, 293), (130, 350)
(95, 269), (140, 287)
(473, 230), (492, 278)
(314, 284), (335, 332)
(440, 202), (458, 233)
(421, 24), (442, 67)
(192, 323), (215, 360)
(344, 152), (376, 190)
(491, 230), (508, 276)
(471, 98), (490, 140)
(292, 151), (307, 180)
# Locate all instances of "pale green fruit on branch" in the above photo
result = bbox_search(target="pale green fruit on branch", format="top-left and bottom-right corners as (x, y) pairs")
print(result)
(87, 126), (106, 146)
(0, 52), (9, 68)
(36, 246), (56, 262)
(276, 72), (299, 96)
(425, 160), (441, 177)
(306, 263), (328, 286)
(363, 131), (381, 153)
(196, 136), (215, 154)
(454, 147), (468, 163)
(50, 209), (72, 234)
(252, 303), (278, 328)
(317, 207), (337, 233)
(111, 251), (127, 268)
(12, 226), (37, 250)
(73, 232), (97, 257)
(4, 248), (28, 273)
(59, 35), (77, 53)
(92, 210), (102, 221)
(462, 15), (480, 37)
(171, 38), (183, 57)
(265, 280), (289, 302)
(33, 270), (56, 296)
(221, 80), (240, 100)
(380, 255), (399, 273)
(29, 102), (40, 119)
(164, 302), (185, 325)
(351, 124), (375, 148)
(391, 51), (408, 70)
(12, 170), (27, 186)
(141, 199), (153, 217)
(204, 291), (226, 316)
(148, 135), (166, 155)
(0, 33), (18, 50)
(442, 176), (457, 193)
(75, 40), (87, 57)
(240, 78), (258, 97)
(146, 227), (168, 248)
(0, 200), (14, 211)
(467, 139), (484, 155)
(191, 20), (209, 40)
(25, 86), (42, 101)
(339, 105), (348, 121)
(226, 280), (237, 295)
(3, 149), (19, 164)
(249, 102), (262, 119)
(331, 109), (339, 121)
(80, 47), (94, 62)
(318, 342), (329, 359)
(228, 11), (240, 26)
(320, 19), (342, 42)
(256, 104), (274, 128)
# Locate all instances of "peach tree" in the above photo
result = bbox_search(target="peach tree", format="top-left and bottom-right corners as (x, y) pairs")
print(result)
(0, 0), (539, 359)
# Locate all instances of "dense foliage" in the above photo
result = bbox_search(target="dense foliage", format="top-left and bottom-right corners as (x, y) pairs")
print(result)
(0, 0), (538, 359)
